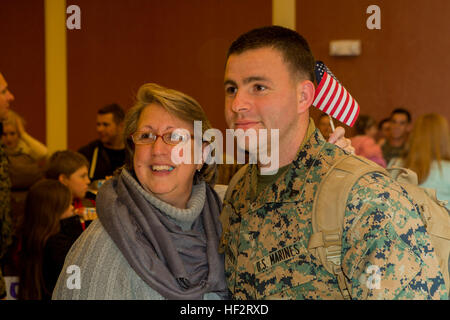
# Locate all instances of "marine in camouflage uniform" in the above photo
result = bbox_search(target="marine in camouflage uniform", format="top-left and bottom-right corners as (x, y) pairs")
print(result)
(220, 119), (448, 300)
(0, 136), (12, 299)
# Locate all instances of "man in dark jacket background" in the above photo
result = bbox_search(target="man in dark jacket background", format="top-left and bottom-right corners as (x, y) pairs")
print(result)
(78, 103), (125, 183)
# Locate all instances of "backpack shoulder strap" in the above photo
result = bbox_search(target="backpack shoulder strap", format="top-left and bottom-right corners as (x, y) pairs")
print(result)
(308, 154), (388, 299)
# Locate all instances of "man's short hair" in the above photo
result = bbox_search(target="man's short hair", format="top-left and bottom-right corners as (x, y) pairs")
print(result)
(45, 150), (89, 179)
(390, 108), (411, 123)
(98, 103), (125, 124)
(227, 25), (316, 82)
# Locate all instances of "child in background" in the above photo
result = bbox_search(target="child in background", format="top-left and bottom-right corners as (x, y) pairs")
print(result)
(18, 179), (83, 300)
(377, 117), (391, 146)
(45, 150), (97, 229)
(350, 114), (387, 167)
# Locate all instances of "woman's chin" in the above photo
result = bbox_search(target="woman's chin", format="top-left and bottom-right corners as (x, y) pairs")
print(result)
(144, 184), (175, 197)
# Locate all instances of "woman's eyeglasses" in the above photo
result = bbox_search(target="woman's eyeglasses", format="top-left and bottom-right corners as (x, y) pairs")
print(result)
(131, 130), (192, 146)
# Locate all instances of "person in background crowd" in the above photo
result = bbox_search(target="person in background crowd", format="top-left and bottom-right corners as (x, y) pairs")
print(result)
(389, 113), (450, 210)
(1, 111), (47, 282)
(18, 179), (82, 300)
(377, 117), (390, 146)
(78, 104), (126, 185)
(220, 25), (447, 300)
(317, 113), (333, 141)
(2, 110), (48, 163)
(2, 110), (46, 189)
(0, 72), (14, 300)
(350, 114), (386, 167)
(2, 110), (46, 229)
(45, 150), (95, 230)
(381, 108), (411, 165)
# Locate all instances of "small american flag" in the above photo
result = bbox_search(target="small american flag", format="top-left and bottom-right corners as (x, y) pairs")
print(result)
(313, 61), (360, 127)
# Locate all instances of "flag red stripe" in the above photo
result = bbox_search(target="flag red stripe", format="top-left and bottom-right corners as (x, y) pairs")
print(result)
(348, 103), (360, 127)
(342, 99), (355, 125)
(315, 75), (334, 108)
(328, 86), (344, 116)
(322, 82), (340, 114)
(331, 89), (348, 118)
(313, 73), (330, 105)
(335, 92), (350, 120)
(313, 69), (360, 127)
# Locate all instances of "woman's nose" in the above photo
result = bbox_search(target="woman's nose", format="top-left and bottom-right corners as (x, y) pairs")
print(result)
(151, 135), (170, 155)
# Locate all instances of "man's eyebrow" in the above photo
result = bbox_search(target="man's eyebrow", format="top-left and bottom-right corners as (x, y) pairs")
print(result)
(243, 76), (270, 84)
(224, 79), (236, 87)
(224, 76), (271, 86)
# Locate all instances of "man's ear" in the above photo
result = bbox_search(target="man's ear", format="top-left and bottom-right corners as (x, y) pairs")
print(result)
(58, 174), (69, 185)
(296, 80), (315, 114)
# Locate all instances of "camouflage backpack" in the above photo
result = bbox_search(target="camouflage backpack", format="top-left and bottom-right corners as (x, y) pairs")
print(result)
(307, 154), (450, 299)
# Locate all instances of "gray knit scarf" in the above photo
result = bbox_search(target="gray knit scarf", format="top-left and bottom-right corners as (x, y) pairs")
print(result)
(96, 169), (228, 300)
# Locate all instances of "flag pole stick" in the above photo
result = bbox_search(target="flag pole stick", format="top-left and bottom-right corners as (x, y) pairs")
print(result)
(328, 115), (335, 132)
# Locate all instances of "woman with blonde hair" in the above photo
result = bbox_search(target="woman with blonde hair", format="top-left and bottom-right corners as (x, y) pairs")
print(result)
(2, 110), (48, 161)
(390, 113), (450, 209)
(2, 110), (47, 190)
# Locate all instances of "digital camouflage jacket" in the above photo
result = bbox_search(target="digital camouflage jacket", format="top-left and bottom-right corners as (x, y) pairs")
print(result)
(220, 123), (447, 300)
(0, 143), (12, 299)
